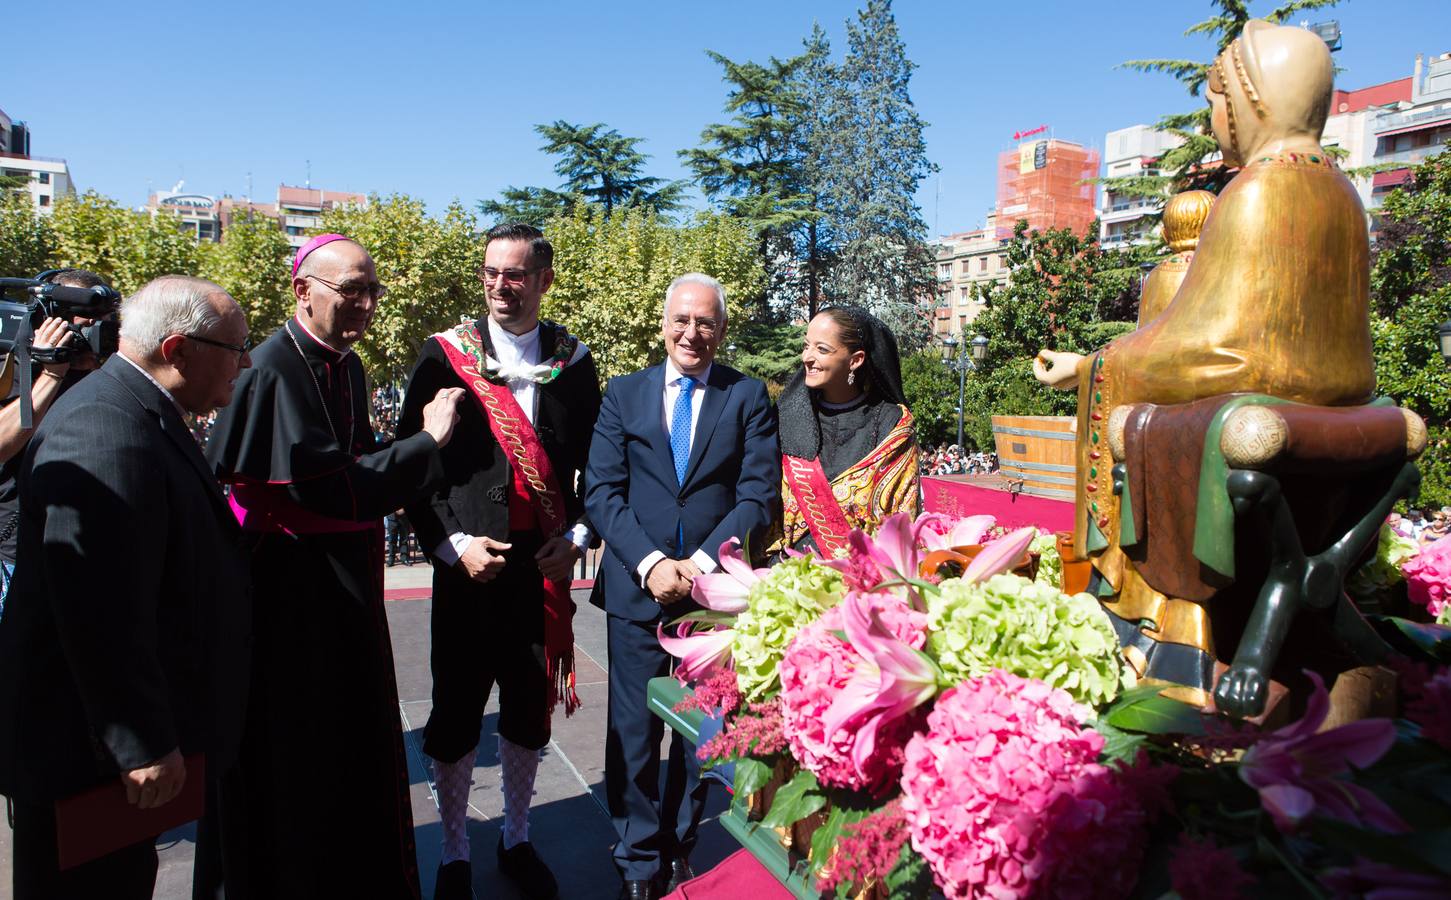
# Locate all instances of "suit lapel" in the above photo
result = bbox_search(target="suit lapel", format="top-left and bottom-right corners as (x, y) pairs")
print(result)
(644, 365), (676, 482)
(682, 366), (727, 487)
(102, 361), (230, 518)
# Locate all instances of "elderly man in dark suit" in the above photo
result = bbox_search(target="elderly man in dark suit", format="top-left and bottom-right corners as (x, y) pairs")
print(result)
(586, 273), (779, 900)
(0, 276), (254, 900)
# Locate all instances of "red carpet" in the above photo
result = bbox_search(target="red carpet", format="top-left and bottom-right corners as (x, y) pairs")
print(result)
(383, 578), (594, 602)
(663, 849), (792, 899)
(922, 475), (1073, 532)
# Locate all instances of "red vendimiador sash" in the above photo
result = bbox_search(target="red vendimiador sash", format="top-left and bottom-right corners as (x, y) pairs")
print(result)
(436, 325), (580, 715)
(782, 454), (853, 559)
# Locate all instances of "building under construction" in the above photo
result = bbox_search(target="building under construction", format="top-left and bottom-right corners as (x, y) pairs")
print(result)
(994, 138), (1100, 239)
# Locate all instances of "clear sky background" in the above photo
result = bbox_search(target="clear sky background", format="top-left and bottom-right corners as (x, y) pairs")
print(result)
(7, 0), (1449, 237)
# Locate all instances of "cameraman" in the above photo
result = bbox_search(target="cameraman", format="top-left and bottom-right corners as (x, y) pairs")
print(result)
(0, 269), (108, 616)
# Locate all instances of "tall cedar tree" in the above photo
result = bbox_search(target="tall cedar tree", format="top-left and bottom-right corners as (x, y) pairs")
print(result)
(479, 121), (685, 223)
(820, 0), (937, 349)
(682, 50), (818, 320)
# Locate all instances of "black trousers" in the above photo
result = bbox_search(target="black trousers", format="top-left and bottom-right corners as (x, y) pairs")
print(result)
(604, 613), (710, 882)
(423, 531), (553, 760)
(10, 797), (158, 900)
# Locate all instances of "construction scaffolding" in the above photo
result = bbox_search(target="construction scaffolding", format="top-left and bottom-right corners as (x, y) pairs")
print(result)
(995, 139), (1100, 239)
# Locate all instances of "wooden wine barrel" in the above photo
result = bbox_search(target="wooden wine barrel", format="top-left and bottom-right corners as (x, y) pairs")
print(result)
(990, 415), (1077, 500)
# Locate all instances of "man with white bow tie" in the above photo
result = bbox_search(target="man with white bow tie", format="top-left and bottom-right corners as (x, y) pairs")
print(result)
(399, 223), (602, 900)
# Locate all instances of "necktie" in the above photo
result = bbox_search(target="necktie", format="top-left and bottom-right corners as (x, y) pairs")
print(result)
(670, 375), (696, 486)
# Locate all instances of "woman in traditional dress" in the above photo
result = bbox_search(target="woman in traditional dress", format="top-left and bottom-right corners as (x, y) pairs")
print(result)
(772, 306), (919, 559)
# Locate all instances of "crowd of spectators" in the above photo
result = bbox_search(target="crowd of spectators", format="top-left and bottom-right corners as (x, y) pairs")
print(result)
(923, 444), (997, 477)
(372, 385), (400, 441)
(1391, 507), (1451, 545)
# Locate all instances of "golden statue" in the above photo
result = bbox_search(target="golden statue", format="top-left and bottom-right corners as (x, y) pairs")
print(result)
(1136, 190), (1214, 326)
(1033, 20), (1425, 718)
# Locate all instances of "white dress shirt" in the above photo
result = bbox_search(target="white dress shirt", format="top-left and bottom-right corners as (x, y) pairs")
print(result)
(637, 359), (718, 586)
(433, 320), (590, 566)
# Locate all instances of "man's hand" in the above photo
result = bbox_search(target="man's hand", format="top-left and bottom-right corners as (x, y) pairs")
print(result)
(32, 316), (74, 379)
(1032, 350), (1086, 391)
(535, 536), (582, 583)
(646, 559), (694, 605)
(421, 387), (466, 448)
(456, 535), (512, 583)
(122, 748), (186, 810)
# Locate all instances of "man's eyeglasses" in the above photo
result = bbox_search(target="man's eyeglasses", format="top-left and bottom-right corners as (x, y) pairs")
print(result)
(306, 274), (388, 301)
(668, 317), (719, 338)
(186, 334), (254, 358)
(478, 266), (545, 285)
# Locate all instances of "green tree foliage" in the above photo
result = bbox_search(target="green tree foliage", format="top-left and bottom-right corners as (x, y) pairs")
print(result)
(48, 191), (200, 295)
(317, 195), (486, 382)
(481, 122), (685, 224)
(1110, 0), (1340, 202)
(957, 222), (1139, 449)
(819, 0), (937, 348)
(542, 205), (764, 379)
(1368, 152), (1451, 506)
(730, 320), (804, 393)
(0, 191), (57, 278)
(477, 185), (573, 227)
(900, 350), (960, 449)
(682, 49), (818, 318)
(197, 209), (294, 338)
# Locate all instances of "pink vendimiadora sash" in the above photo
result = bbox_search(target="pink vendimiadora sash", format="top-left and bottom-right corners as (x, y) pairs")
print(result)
(229, 482), (376, 535)
(782, 454), (853, 559)
(436, 328), (579, 715)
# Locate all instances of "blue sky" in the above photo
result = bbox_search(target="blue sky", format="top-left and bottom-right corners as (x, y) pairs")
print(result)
(8, 0), (1449, 236)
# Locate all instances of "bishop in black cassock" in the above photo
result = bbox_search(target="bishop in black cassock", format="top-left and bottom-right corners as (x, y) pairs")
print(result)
(199, 235), (461, 900)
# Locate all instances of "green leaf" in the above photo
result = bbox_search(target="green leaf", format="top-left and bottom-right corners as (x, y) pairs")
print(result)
(1368, 615), (1451, 663)
(760, 768), (827, 829)
(883, 842), (933, 895)
(1102, 685), (1206, 735)
(1092, 717), (1148, 763)
(733, 757), (772, 800)
(809, 805), (847, 876)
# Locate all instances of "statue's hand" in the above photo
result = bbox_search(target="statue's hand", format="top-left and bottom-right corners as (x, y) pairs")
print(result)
(1214, 664), (1269, 719)
(1033, 350), (1085, 390)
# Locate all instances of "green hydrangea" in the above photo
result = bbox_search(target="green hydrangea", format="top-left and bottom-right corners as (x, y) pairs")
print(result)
(1031, 532), (1063, 590)
(731, 556), (846, 700)
(1347, 522), (1419, 600)
(1438, 605), (1451, 627)
(926, 573), (1126, 708)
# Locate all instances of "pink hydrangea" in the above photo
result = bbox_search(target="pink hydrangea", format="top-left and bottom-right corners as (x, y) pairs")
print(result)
(1403, 534), (1451, 618)
(1168, 833), (1254, 900)
(900, 671), (1164, 900)
(779, 592), (927, 793)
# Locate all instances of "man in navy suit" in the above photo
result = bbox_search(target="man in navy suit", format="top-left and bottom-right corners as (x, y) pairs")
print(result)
(586, 273), (778, 900)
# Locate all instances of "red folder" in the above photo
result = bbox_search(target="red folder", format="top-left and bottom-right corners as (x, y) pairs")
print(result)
(54, 753), (205, 870)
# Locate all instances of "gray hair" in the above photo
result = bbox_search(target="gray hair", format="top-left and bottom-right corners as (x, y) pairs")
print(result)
(119, 276), (228, 351)
(663, 273), (727, 321)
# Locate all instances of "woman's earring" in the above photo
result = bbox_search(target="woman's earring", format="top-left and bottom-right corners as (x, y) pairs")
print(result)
(847, 371), (856, 386)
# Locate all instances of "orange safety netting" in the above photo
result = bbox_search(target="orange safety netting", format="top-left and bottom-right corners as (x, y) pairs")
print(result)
(995, 140), (1100, 239)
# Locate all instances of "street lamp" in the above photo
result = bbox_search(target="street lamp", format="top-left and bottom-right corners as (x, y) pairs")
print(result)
(940, 334), (989, 450)
(1438, 321), (1451, 368)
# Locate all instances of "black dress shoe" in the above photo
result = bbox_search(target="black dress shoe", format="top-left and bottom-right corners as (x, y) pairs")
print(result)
(497, 836), (559, 899)
(664, 858), (695, 893)
(433, 859), (476, 900)
(619, 880), (657, 900)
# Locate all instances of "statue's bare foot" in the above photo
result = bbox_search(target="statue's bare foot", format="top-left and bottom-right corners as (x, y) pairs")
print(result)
(1214, 664), (1268, 719)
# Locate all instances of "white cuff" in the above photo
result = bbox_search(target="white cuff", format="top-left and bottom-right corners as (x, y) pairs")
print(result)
(690, 548), (718, 574)
(637, 550), (667, 588)
(434, 533), (474, 567)
(568, 523), (590, 551)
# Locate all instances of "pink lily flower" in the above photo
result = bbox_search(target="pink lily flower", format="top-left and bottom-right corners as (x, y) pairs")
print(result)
(961, 525), (1037, 583)
(689, 538), (768, 615)
(917, 513), (997, 552)
(1239, 670), (1406, 833)
(821, 592), (941, 779)
(657, 622), (734, 684)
